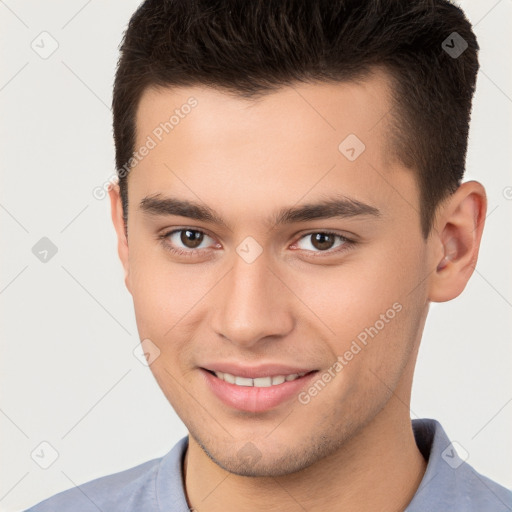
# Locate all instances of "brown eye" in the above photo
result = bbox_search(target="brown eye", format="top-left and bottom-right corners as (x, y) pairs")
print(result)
(294, 232), (350, 254)
(180, 229), (204, 248)
(310, 233), (335, 251)
(160, 228), (218, 257)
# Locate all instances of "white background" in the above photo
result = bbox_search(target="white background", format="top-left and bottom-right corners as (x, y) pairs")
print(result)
(1, 1), (511, 510)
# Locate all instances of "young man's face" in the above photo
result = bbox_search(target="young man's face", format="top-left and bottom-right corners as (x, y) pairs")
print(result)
(111, 73), (439, 476)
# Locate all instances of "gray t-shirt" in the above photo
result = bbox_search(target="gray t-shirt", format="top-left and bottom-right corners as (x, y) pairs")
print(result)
(25, 419), (512, 511)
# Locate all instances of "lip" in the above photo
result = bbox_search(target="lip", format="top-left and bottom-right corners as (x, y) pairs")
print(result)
(200, 367), (318, 413)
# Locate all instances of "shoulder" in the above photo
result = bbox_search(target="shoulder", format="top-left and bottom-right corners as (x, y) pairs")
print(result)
(408, 419), (512, 511)
(24, 437), (189, 512)
(458, 465), (512, 511)
(24, 458), (161, 512)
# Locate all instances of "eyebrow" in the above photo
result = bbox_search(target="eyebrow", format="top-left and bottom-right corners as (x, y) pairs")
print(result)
(139, 193), (381, 229)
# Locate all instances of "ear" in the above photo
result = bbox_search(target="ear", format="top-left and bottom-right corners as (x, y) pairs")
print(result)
(108, 183), (132, 294)
(428, 181), (487, 302)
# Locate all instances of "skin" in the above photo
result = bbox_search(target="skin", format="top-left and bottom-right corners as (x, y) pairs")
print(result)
(109, 70), (486, 511)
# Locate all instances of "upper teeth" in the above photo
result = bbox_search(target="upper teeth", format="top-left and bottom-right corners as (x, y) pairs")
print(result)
(214, 371), (307, 387)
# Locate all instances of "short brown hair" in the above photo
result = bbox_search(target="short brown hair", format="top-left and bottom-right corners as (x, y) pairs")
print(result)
(112, 0), (479, 237)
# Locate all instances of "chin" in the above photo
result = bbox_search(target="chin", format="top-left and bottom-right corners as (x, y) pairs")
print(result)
(193, 431), (345, 478)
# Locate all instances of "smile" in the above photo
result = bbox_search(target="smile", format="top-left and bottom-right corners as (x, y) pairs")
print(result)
(210, 370), (309, 387)
(201, 367), (319, 412)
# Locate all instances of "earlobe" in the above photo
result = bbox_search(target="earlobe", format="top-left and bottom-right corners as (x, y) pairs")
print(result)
(428, 181), (487, 302)
(108, 183), (132, 294)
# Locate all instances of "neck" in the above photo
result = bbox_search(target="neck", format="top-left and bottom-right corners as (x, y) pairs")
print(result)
(183, 399), (426, 512)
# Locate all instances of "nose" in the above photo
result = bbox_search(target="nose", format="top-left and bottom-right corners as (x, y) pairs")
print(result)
(211, 253), (295, 349)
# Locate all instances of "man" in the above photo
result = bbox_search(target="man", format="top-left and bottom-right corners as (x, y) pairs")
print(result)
(26, 0), (512, 510)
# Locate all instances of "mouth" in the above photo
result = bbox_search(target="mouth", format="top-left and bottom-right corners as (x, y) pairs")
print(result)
(200, 367), (319, 412)
(204, 369), (315, 387)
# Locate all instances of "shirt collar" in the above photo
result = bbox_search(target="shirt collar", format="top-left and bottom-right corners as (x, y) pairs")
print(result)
(154, 419), (510, 511)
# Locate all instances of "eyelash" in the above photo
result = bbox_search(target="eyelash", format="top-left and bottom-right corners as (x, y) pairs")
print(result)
(158, 228), (355, 259)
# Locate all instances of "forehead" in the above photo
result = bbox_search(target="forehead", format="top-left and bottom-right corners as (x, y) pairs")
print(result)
(129, 71), (417, 229)
(134, 70), (394, 154)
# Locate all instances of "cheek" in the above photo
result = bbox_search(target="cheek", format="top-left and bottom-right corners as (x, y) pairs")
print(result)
(293, 243), (425, 367)
(289, 258), (411, 341)
(128, 241), (178, 336)
(128, 241), (215, 342)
